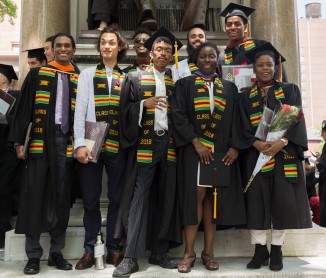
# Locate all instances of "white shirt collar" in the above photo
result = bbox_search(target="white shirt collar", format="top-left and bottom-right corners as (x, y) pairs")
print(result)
(153, 66), (165, 76)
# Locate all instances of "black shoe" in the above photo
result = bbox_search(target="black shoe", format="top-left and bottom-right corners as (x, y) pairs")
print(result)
(24, 258), (40, 275)
(140, 18), (158, 31)
(247, 244), (270, 269)
(48, 252), (72, 270)
(112, 258), (139, 277)
(148, 253), (178, 269)
(269, 244), (283, 271)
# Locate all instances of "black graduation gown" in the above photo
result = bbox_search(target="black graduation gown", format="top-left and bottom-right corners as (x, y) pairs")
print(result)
(239, 81), (312, 230)
(318, 143), (326, 227)
(0, 90), (21, 234)
(219, 38), (288, 83)
(171, 75), (246, 226)
(114, 70), (182, 248)
(8, 66), (79, 235)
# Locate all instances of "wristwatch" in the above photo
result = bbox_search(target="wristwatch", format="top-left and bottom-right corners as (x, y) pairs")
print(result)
(280, 138), (288, 146)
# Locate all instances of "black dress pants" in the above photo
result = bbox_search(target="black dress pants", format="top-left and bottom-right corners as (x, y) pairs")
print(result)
(78, 149), (127, 253)
(125, 133), (169, 258)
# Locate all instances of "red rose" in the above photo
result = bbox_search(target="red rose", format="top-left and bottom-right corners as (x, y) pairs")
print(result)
(281, 104), (292, 113)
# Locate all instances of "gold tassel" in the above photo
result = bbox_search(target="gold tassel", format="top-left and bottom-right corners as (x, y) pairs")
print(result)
(213, 187), (217, 219)
(279, 55), (283, 82)
(174, 40), (179, 69)
(245, 21), (250, 37)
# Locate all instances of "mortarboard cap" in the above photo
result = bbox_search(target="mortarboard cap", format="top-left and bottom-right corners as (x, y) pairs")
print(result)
(219, 3), (255, 23)
(0, 64), (18, 83)
(245, 42), (286, 66)
(23, 47), (46, 60)
(144, 26), (183, 55)
(187, 23), (206, 32)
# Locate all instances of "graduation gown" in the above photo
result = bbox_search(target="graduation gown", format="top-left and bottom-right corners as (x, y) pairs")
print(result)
(219, 38), (288, 83)
(8, 65), (79, 235)
(0, 90), (21, 235)
(318, 143), (326, 227)
(239, 81), (312, 230)
(171, 75), (246, 226)
(114, 68), (182, 248)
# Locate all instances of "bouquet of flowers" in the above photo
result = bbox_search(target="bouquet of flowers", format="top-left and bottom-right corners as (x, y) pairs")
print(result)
(244, 103), (304, 193)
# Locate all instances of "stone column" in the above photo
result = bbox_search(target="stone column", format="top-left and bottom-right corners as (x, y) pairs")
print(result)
(19, 0), (70, 86)
(250, 0), (300, 85)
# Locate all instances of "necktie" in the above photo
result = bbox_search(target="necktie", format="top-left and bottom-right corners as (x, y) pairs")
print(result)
(61, 73), (70, 134)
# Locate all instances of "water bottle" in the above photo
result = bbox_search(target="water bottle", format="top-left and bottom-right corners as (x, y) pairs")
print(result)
(94, 231), (105, 270)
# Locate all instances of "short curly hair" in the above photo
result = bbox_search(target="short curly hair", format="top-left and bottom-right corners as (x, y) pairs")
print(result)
(132, 27), (152, 39)
(95, 27), (128, 62)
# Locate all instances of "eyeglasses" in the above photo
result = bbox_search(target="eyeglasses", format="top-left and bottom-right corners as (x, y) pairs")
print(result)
(154, 47), (172, 54)
(134, 37), (148, 44)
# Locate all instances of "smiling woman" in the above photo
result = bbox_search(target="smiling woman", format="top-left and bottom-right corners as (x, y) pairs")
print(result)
(239, 42), (312, 272)
(172, 41), (246, 273)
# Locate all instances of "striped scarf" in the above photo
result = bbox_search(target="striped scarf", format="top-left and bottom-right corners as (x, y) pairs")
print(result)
(93, 63), (124, 155)
(136, 67), (177, 164)
(193, 74), (226, 152)
(29, 64), (78, 158)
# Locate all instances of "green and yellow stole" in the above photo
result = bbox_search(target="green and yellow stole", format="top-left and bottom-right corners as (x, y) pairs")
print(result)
(136, 67), (177, 164)
(29, 64), (78, 158)
(193, 75), (226, 152)
(224, 39), (256, 65)
(93, 63), (124, 155)
(188, 62), (199, 74)
(248, 82), (292, 176)
(124, 63), (137, 73)
(248, 83), (285, 128)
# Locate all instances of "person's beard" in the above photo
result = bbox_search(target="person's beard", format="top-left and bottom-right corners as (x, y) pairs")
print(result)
(187, 44), (197, 63)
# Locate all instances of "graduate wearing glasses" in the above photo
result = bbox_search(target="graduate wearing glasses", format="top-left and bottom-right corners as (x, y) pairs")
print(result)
(113, 26), (183, 277)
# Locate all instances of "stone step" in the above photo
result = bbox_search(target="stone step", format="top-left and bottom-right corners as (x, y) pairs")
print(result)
(4, 225), (326, 262)
(1, 256), (326, 277)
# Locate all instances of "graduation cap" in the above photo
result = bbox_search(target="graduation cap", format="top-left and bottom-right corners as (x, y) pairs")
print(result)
(187, 23), (206, 32)
(144, 26), (183, 68)
(219, 2), (255, 23)
(0, 64), (18, 83)
(23, 47), (47, 61)
(245, 42), (286, 65)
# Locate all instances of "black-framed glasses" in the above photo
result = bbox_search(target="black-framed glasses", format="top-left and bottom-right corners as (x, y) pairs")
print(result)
(134, 37), (148, 44)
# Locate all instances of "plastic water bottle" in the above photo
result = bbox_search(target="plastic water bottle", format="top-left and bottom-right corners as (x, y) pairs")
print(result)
(94, 231), (105, 270)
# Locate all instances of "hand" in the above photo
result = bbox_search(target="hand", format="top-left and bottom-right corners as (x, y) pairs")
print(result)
(76, 146), (92, 164)
(195, 144), (214, 164)
(143, 96), (167, 111)
(261, 140), (284, 157)
(253, 140), (271, 152)
(222, 147), (238, 166)
(15, 145), (26, 160)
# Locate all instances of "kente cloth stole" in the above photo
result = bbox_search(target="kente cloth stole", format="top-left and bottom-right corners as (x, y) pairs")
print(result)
(136, 67), (177, 164)
(188, 62), (199, 74)
(248, 83), (285, 128)
(248, 82), (286, 174)
(193, 75), (226, 152)
(282, 153), (298, 183)
(29, 66), (78, 158)
(93, 63), (124, 155)
(224, 39), (256, 65)
(126, 63), (137, 73)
